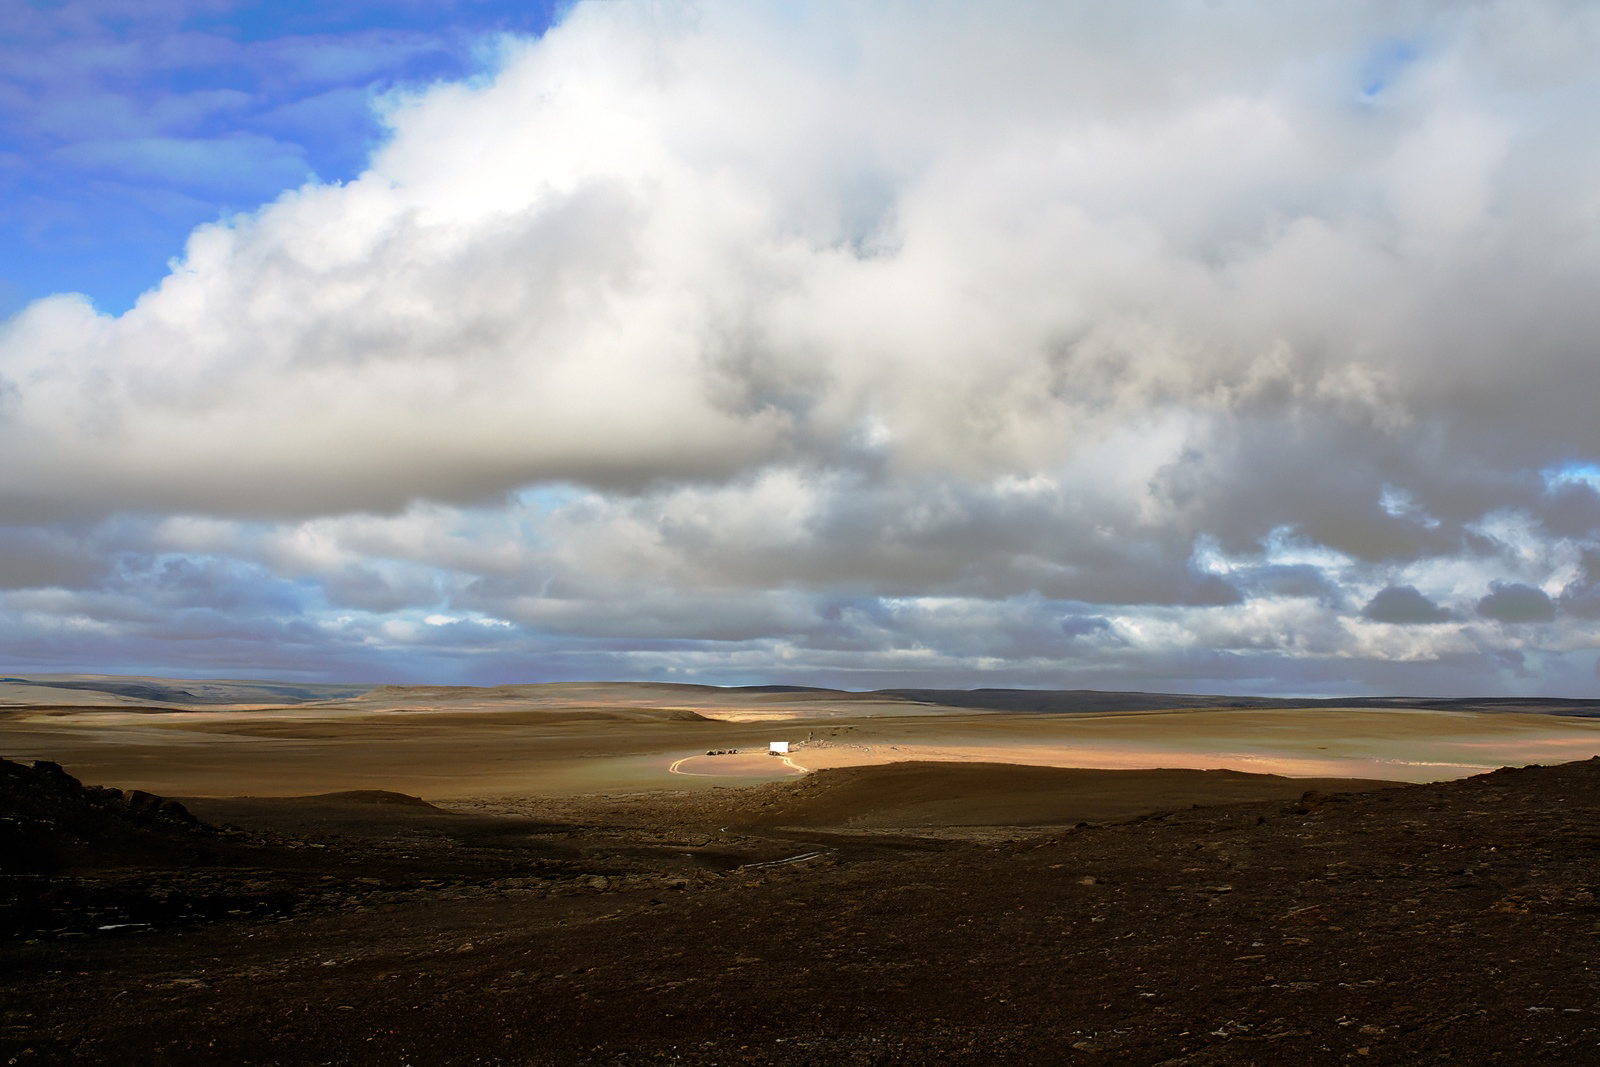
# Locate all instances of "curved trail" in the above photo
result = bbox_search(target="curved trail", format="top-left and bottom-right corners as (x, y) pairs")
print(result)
(737, 849), (829, 871)
(667, 753), (808, 777)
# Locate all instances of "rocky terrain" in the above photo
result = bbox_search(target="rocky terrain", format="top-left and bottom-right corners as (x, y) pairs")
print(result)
(4, 755), (1600, 1064)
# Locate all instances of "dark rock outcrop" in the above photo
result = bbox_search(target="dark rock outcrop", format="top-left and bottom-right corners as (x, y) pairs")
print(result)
(0, 758), (207, 877)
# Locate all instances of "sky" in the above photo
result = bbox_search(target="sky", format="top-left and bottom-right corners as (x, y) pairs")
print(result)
(3, 0), (1600, 695)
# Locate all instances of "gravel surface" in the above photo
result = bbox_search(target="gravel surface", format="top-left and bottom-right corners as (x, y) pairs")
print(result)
(4, 756), (1600, 1064)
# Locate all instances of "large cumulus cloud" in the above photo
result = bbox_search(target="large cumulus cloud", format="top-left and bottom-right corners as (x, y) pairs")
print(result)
(4, 0), (1600, 692)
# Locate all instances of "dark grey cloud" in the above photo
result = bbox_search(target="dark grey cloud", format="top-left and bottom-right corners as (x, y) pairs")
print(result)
(1477, 582), (1556, 624)
(1538, 481), (1600, 539)
(320, 564), (440, 613)
(0, 528), (107, 589)
(1060, 614), (1115, 640)
(1362, 585), (1452, 625)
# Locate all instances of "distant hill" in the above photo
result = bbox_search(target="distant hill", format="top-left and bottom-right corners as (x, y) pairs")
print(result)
(0, 676), (372, 707)
(6, 674), (1600, 718)
(877, 688), (1600, 717)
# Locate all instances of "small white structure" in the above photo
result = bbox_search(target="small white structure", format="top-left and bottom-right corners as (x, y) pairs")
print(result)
(768, 741), (790, 755)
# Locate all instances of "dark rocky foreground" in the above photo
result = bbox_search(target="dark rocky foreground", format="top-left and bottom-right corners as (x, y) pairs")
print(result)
(4, 757), (1600, 1065)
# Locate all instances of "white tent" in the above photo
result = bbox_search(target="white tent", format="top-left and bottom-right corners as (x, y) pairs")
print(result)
(769, 741), (790, 754)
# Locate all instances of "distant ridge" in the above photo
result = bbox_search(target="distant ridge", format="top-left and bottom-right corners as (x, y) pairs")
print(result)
(878, 688), (1600, 717)
(727, 685), (836, 694)
(6, 675), (1600, 718)
(0, 677), (372, 706)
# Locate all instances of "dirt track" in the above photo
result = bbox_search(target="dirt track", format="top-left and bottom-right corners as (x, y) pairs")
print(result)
(6, 757), (1600, 1064)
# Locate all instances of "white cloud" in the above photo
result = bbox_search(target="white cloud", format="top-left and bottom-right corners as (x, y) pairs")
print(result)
(0, 0), (1586, 516)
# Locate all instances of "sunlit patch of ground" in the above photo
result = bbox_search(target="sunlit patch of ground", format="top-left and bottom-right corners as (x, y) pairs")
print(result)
(774, 739), (1489, 782)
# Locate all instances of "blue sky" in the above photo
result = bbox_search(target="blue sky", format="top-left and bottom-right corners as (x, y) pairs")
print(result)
(4, 1), (1600, 694)
(0, 0), (563, 317)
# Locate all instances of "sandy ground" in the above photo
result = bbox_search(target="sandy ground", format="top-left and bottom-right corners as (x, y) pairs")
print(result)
(741, 708), (1600, 781)
(7, 684), (1600, 800)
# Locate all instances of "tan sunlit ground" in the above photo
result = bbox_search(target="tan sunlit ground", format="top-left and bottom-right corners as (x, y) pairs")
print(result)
(7, 682), (1600, 800)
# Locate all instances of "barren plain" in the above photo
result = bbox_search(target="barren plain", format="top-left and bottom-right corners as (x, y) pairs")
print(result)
(6, 677), (1600, 1064)
(7, 676), (1600, 797)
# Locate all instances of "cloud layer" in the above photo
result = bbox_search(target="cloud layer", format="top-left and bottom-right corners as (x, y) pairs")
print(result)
(4, 0), (1600, 692)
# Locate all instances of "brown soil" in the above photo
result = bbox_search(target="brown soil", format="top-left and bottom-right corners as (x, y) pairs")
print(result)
(728, 761), (1403, 827)
(4, 757), (1600, 1064)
